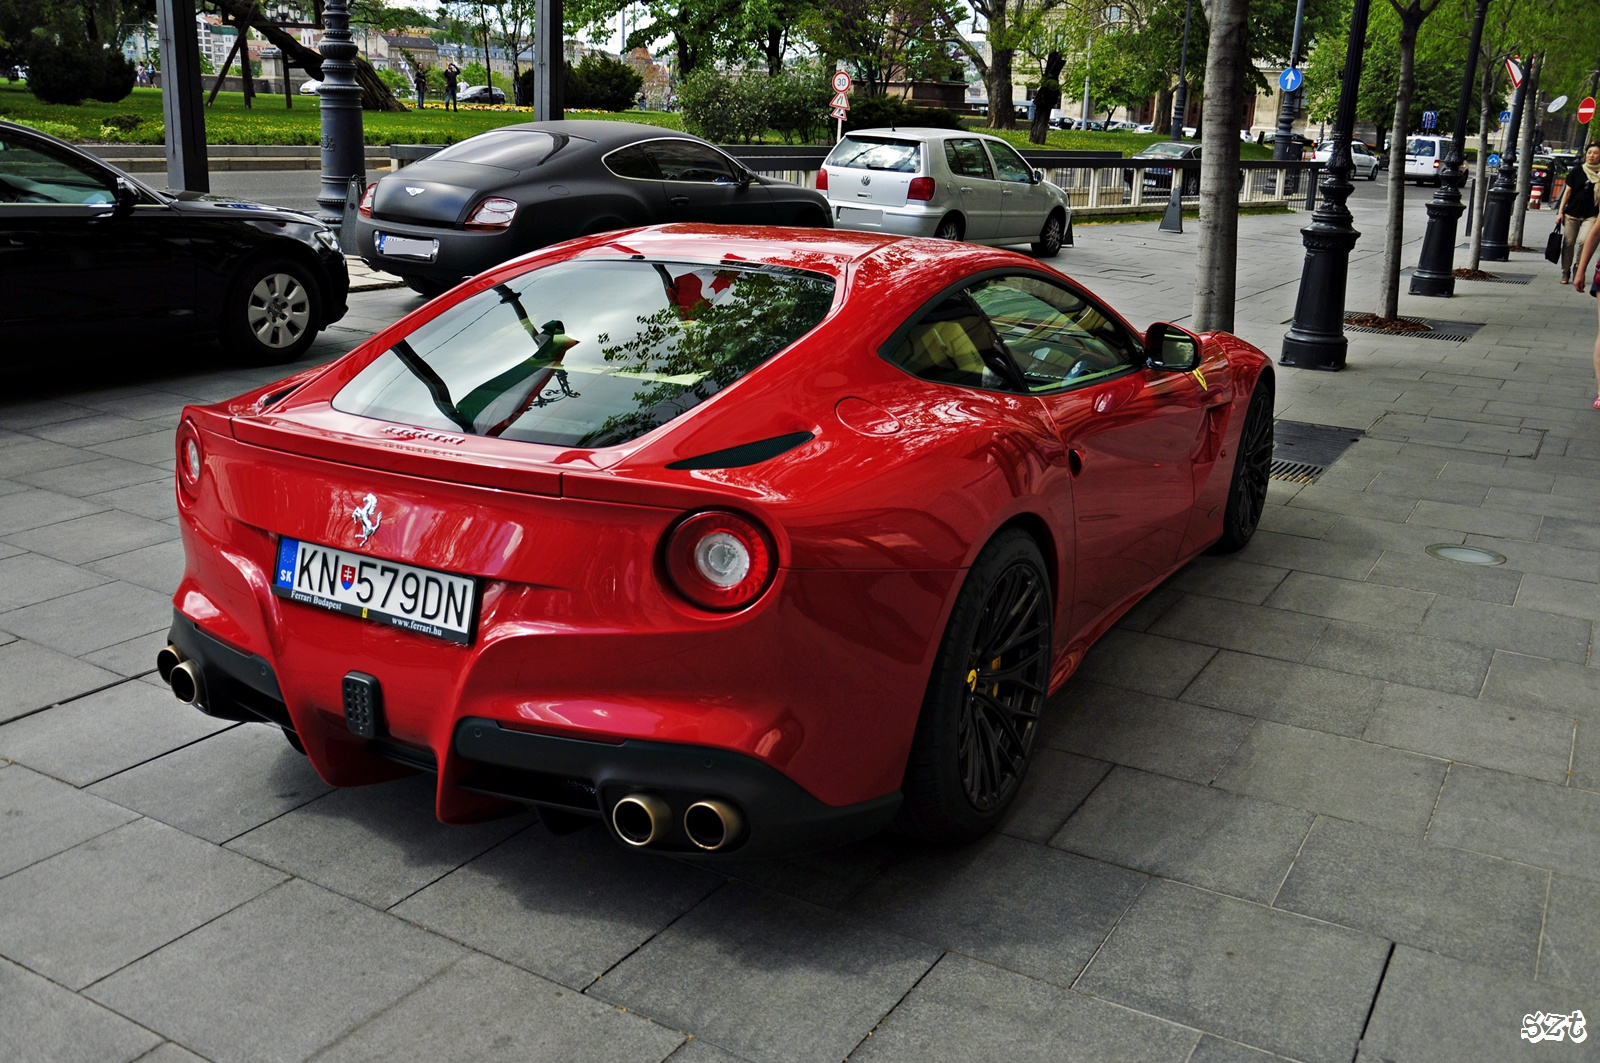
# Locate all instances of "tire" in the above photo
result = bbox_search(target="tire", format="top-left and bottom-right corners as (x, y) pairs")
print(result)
(1210, 379), (1274, 554)
(1366, 164), (1377, 181)
(933, 214), (964, 241)
(224, 257), (322, 365)
(897, 529), (1052, 842)
(405, 277), (449, 299)
(1031, 211), (1065, 257)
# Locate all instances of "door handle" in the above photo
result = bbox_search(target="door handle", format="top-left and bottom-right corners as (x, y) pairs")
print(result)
(670, 195), (690, 207)
(959, 186), (974, 194)
(1002, 188), (1015, 196)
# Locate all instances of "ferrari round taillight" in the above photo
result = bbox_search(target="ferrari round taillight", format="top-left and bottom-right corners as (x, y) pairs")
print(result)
(907, 176), (936, 201)
(176, 421), (203, 496)
(465, 197), (518, 230)
(664, 511), (775, 612)
(815, 166), (829, 191)
(358, 183), (376, 217)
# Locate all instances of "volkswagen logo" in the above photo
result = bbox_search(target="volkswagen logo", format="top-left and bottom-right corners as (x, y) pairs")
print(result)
(860, 175), (871, 186)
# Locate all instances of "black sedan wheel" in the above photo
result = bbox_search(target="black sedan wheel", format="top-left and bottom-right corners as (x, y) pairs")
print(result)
(1032, 211), (1065, 258)
(1211, 380), (1274, 553)
(225, 257), (322, 365)
(898, 529), (1051, 842)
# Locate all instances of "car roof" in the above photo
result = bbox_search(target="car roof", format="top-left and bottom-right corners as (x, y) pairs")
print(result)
(480, 120), (711, 147)
(843, 127), (1007, 142)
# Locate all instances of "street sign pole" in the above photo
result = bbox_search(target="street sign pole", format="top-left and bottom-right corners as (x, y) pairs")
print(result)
(1272, 0), (1308, 165)
(1158, 0), (1195, 234)
(1410, 0), (1490, 297)
(831, 71), (852, 143)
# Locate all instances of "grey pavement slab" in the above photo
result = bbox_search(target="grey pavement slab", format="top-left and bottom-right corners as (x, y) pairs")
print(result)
(2, 510), (178, 565)
(1539, 874), (1600, 995)
(1481, 650), (1600, 721)
(1366, 550), (1523, 604)
(0, 487), (108, 535)
(1483, 485), (1600, 520)
(27, 413), (166, 448)
(0, 956), (162, 1063)
(1273, 817), (1548, 974)
(1110, 585), (1180, 632)
(1464, 533), (1600, 584)
(1357, 946), (1600, 1063)
(226, 773), (534, 909)
(16, 456), (169, 497)
(82, 630), (171, 678)
(390, 825), (722, 991)
(1429, 764), (1600, 883)
(89, 430), (176, 469)
(1575, 722), (1600, 794)
(0, 762), (138, 879)
(1539, 515), (1600, 552)
(1042, 680), (1254, 784)
(1518, 572), (1600, 621)
(1214, 721), (1448, 837)
(0, 440), (97, 478)
(1418, 594), (1594, 664)
(847, 953), (1199, 1063)
(1235, 530), (1383, 581)
(1051, 767), (1312, 903)
(1410, 500), (1543, 540)
(996, 747), (1111, 844)
(1164, 557), (1290, 606)
(1362, 683), (1575, 782)
(314, 952), (685, 1063)
(0, 680), (232, 787)
(1148, 596), (1330, 662)
(589, 881), (940, 1063)
(86, 879), (463, 1063)
(1187, 1038), (1299, 1063)
(86, 480), (177, 522)
(87, 540), (187, 595)
(88, 723), (333, 843)
(1262, 569), (1434, 632)
(1071, 629), (1217, 698)
(0, 551), (110, 612)
(134, 1045), (210, 1063)
(712, 835), (903, 911)
(0, 580), (174, 656)
(844, 832), (1145, 986)
(1179, 650), (1385, 738)
(1075, 879), (1391, 1063)
(0, 638), (122, 723)
(0, 817), (285, 989)
(1286, 483), (1417, 523)
(1304, 620), (1492, 696)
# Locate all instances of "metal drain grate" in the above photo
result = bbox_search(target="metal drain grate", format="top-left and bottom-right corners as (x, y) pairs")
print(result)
(1399, 267), (1533, 286)
(1269, 420), (1365, 484)
(1270, 459), (1324, 483)
(1341, 315), (1484, 342)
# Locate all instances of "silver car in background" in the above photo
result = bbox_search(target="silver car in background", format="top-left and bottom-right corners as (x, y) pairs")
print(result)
(818, 128), (1073, 257)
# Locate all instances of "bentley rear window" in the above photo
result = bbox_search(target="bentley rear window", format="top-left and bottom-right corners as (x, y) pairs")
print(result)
(333, 260), (836, 448)
(827, 137), (922, 173)
(428, 129), (562, 169)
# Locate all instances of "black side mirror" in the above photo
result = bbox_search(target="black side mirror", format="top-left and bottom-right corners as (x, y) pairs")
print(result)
(1145, 322), (1201, 371)
(112, 177), (139, 217)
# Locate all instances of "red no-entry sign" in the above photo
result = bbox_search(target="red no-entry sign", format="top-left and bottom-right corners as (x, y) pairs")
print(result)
(1580, 97), (1597, 124)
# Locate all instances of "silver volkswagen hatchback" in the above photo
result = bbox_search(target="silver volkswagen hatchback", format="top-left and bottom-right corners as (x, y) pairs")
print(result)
(818, 128), (1073, 257)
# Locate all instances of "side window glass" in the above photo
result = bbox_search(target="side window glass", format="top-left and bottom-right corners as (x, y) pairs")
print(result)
(943, 138), (994, 180)
(645, 140), (737, 183)
(967, 275), (1139, 391)
(987, 141), (1033, 183)
(884, 295), (1014, 391)
(604, 144), (658, 180)
(0, 136), (115, 205)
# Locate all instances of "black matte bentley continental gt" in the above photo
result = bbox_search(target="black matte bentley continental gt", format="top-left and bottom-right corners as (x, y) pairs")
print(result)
(355, 120), (833, 297)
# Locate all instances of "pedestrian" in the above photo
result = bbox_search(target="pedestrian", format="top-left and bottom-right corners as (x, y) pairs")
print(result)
(444, 62), (459, 111)
(1558, 143), (1600, 285)
(414, 66), (427, 109)
(1572, 197), (1600, 410)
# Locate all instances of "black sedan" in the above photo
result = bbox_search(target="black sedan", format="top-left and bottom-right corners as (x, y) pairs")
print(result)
(456, 84), (506, 105)
(1131, 141), (1201, 195)
(356, 120), (832, 296)
(0, 120), (348, 364)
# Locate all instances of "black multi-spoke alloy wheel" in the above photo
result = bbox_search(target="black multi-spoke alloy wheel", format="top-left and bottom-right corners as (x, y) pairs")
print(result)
(898, 530), (1052, 842)
(1210, 378), (1274, 553)
(1032, 211), (1065, 258)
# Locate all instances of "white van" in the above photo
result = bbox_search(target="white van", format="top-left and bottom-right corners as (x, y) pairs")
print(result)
(1405, 136), (1447, 184)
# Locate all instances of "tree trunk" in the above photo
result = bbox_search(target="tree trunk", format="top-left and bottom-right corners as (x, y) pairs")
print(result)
(211, 0), (407, 110)
(1153, 84), (1173, 134)
(985, 49), (1014, 129)
(765, 28), (783, 76)
(1510, 53), (1541, 248)
(1028, 51), (1064, 145)
(1378, 15), (1419, 320)
(1191, 0), (1248, 333)
(1468, 61), (1496, 270)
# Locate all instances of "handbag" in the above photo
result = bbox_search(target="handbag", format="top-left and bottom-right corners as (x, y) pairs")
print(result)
(1546, 219), (1564, 264)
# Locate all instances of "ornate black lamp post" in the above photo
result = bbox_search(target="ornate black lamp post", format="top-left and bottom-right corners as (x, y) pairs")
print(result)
(1410, 0), (1490, 295)
(1158, 0), (1195, 234)
(1480, 60), (1530, 261)
(1279, 0), (1374, 371)
(315, 0), (364, 226)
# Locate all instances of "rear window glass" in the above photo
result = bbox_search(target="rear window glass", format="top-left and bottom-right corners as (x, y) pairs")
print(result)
(428, 130), (560, 169)
(1408, 139), (1436, 157)
(1137, 142), (1190, 159)
(827, 137), (922, 172)
(333, 260), (836, 448)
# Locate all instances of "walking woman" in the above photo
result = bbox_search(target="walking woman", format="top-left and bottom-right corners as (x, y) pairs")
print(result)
(1558, 143), (1600, 285)
(1573, 190), (1600, 410)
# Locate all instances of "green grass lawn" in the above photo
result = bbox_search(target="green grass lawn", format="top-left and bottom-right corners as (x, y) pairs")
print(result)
(0, 83), (1274, 158)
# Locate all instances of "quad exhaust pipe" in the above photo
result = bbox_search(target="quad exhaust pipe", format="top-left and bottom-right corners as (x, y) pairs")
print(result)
(610, 792), (746, 851)
(157, 643), (205, 706)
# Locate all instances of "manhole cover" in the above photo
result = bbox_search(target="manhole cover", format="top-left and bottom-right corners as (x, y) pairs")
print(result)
(1426, 544), (1506, 565)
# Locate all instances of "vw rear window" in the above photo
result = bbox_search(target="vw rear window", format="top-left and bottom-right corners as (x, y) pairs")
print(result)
(827, 137), (922, 172)
(333, 260), (836, 448)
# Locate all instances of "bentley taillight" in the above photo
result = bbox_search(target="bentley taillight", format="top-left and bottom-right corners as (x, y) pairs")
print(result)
(358, 183), (376, 217)
(907, 177), (936, 201)
(664, 510), (775, 612)
(465, 197), (518, 230)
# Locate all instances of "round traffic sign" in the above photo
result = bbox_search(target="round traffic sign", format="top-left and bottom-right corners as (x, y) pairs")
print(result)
(831, 70), (852, 93)
(1548, 95), (1569, 113)
(1278, 68), (1303, 93)
(1488, 153), (1502, 167)
(1580, 97), (1597, 124)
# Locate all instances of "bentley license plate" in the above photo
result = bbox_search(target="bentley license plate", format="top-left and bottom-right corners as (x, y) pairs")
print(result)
(271, 538), (477, 643)
(376, 233), (439, 260)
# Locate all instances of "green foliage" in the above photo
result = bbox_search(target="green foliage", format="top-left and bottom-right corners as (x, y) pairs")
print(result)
(8, 115), (78, 137)
(800, 0), (963, 97)
(764, 65), (830, 143)
(98, 110), (139, 131)
(89, 47), (133, 102)
(459, 61), (512, 93)
(565, 52), (642, 111)
(24, 37), (96, 104)
(678, 68), (768, 142)
(376, 65), (410, 93)
(843, 93), (963, 132)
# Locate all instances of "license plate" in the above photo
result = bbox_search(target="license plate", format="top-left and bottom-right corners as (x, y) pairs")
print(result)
(271, 538), (477, 644)
(838, 206), (884, 225)
(376, 233), (439, 260)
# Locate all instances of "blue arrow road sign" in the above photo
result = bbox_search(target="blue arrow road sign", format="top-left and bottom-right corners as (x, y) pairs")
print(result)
(1489, 153), (1502, 167)
(1278, 68), (1303, 93)
(1500, 110), (1512, 122)
(1422, 110), (1438, 129)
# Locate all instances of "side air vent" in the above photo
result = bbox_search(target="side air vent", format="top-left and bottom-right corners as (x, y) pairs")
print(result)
(666, 431), (815, 471)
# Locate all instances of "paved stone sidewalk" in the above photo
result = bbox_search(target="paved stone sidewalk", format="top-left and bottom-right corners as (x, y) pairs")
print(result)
(3, 196), (1599, 1063)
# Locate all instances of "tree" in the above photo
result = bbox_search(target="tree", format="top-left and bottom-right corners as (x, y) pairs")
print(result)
(568, 0), (747, 79)
(801, 0), (960, 97)
(210, 0), (407, 108)
(1376, 0), (1443, 322)
(1190, 0), (1248, 332)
